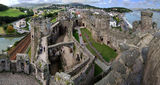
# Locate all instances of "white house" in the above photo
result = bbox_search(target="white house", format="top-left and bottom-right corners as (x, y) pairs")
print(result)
(16, 19), (26, 28)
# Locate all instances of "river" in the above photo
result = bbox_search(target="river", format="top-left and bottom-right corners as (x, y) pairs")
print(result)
(0, 37), (23, 54)
(124, 11), (160, 29)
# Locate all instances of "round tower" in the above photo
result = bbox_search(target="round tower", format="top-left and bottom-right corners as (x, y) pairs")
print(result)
(141, 11), (153, 30)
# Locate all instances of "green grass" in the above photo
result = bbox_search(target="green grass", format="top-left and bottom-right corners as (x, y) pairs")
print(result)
(94, 63), (103, 76)
(0, 9), (26, 17)
(112, 26), (122, 31)
(81, 28), (117, 62)
(27, 47), (31, 61)
(0, 27), (5, 34)
(73, 29), (80, 42)
(51, 18), (57, 23)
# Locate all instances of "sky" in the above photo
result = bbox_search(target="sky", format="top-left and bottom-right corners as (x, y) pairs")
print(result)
(0, 0), (160, 8)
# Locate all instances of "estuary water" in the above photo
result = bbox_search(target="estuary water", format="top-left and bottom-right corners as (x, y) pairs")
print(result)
(124, 11), (160, 29)
(0, 37), (23, 54)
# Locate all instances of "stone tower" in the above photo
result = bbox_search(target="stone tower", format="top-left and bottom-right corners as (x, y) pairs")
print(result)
(95, 14), (110, 33)
(141, 11), (153, 30)
(93, 14), (110, 42)
(30, 18), (42, 63)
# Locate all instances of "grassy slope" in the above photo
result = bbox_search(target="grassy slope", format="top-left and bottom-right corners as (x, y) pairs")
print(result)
(81, 28), (117, 62)
(73, 30), (80, 42)
(51, 18), (57, 23)
(27, 47), (31, 61)
(94, 63), (103, 76)
(0, 27), (5, 34)
(0, 9), (26, 17)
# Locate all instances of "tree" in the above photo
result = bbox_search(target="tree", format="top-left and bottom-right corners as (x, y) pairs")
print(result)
(0, 4), (8, 11)
(7, 25), (15, 33)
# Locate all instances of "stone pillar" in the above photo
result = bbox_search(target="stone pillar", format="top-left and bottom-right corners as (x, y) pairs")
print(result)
(5, 59), (10, 71)
(0, 60), (3, 72)
(16, 60), (23, 72)
(24, 61), (30, 74)
(141, 11), (153, 30)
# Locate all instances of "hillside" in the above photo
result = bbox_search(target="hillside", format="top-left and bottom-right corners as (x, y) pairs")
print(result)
(103, 7), (132, 13)
(0, 9), (26, 17)
(0, 4), (9, 11)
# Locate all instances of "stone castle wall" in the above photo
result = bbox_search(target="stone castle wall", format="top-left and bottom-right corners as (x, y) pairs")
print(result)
(81, 11), (155, 51)
(0, 54), (30, 74)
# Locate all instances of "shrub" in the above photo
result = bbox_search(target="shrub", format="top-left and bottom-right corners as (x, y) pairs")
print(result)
(7, 25), (15, 33)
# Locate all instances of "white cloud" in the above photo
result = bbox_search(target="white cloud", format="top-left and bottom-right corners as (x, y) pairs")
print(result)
(0, 0), (19, 6)
(0, 0), (160, 8)
(108, 0), (112, 3)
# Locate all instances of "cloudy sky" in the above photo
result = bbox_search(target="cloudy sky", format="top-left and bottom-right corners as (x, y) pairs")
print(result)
(0, 0), (160, 8)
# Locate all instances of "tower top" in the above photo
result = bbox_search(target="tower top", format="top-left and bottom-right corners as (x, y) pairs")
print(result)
(141, 11), (153, 17)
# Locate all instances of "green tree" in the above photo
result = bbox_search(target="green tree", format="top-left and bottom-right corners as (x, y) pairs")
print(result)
(7, 25), (15, 33)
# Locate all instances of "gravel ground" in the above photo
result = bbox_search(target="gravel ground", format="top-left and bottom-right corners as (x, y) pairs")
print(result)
(0, 73), (40, 85)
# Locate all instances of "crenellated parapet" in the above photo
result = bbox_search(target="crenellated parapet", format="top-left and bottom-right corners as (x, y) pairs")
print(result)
(141, 11), (153, 30)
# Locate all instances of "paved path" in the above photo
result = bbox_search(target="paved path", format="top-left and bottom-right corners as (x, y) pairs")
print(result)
(77, 27), (84, 45)
(0, 73), (40, 85)
(39, 36), (49, 63)
(95, 59), (110, 71)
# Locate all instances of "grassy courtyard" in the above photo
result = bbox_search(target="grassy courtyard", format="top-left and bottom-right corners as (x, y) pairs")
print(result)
(0, 9), (26, 17)
(94, 63), (103, 76)
(73, 29), (80, 42)
(80, 28), (117, 62)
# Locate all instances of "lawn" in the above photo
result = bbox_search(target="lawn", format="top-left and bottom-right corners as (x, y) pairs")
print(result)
(81, 28), (117, 62)
(0, 9), (26, 17)
(73, 29), (80, 42)
(94, 63), (103, 76)
(51, 18), (57, 23)
(0, 27), (5, 34)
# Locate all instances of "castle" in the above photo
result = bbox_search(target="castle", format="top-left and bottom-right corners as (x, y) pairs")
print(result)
(0, 9), (159, 85)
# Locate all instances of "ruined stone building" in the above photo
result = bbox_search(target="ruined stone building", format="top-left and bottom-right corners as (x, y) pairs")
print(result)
(0, 53), (30, 74)
(76, 10), (159, 85)
(0, 8), (159, 85)
(30, 11), (95, 85)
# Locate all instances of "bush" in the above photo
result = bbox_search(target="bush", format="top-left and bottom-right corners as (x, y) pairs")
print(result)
(7, 25), (15, 33)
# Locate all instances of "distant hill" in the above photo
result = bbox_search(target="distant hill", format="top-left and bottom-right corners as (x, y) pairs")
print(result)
(51, 3), (99, 9)
(68, 3), (99, 9)
(103, 7), (132, 13)
(11, 3), (52, 9)
(0, 4), (9, 11)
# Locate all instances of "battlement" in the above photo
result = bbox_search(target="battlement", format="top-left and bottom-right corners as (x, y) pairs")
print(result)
(141, 11), (153, 17)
